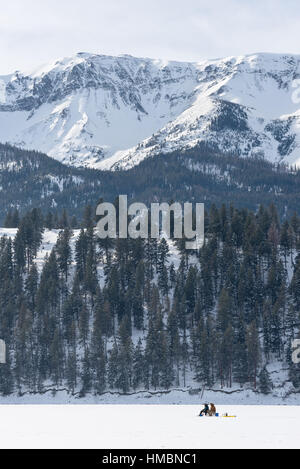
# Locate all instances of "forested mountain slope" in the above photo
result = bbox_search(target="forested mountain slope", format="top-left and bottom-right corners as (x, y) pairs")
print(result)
(1, 143), (300, 224)
(0, 205), (300, 400)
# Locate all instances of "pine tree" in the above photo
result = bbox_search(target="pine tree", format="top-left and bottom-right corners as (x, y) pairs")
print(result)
(217, 288), (233, 333)
(45, 212), (54, 230)
(4, 210), (13, 228)
(258, 367), (273, 394)
(59, 209), (69, 229)
(157, 238), (170, 275)
(233, 313), (248, 386)
(66, 321), (77, 394)
(49, 328), (64, 386)
(80, 347), (92, 397)
(56, 227), (73, 282)
(36, 250), (60, 316)
(132, 339), (145, 390)
(75, 229), (88, 282)
(25, 264), (38, 310)
(108, 341), (119, 389)
(167, 307), (181, 386)
(194, 319), (212, 387)
(246, 321), (261, 389)
(91, 326), (106, 395)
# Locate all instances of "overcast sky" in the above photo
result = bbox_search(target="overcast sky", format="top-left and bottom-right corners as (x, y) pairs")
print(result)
(0, 0), (300, 74)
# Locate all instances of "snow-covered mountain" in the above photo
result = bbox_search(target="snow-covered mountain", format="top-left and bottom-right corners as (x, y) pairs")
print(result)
(1, 52), (300, 170)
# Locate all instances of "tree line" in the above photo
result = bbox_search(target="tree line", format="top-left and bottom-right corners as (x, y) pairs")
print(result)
(2, 142), (300, 225)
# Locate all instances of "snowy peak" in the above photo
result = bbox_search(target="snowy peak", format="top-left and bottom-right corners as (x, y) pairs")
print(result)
(1, 52), (300, 169)
(1, 52), (198, 111)
(107, 53), (300, 170)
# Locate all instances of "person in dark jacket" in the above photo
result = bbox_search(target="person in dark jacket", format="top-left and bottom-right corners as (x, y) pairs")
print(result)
(199, 404), (209, 416)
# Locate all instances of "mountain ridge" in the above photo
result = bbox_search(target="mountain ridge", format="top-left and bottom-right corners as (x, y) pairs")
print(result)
(1, 52), (300, 169)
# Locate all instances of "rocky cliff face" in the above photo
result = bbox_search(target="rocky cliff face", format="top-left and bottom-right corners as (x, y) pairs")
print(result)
(1, 52), (300, 170)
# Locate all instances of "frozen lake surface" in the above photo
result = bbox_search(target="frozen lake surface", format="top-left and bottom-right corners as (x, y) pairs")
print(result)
(0, 405), (299, 449)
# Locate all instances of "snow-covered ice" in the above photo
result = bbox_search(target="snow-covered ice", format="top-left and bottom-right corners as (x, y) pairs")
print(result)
(0, 405), (299, 449)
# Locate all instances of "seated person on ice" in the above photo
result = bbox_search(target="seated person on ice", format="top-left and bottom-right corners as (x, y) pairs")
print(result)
(199, 404), (209, 416)
(209, 404), (217, 416)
